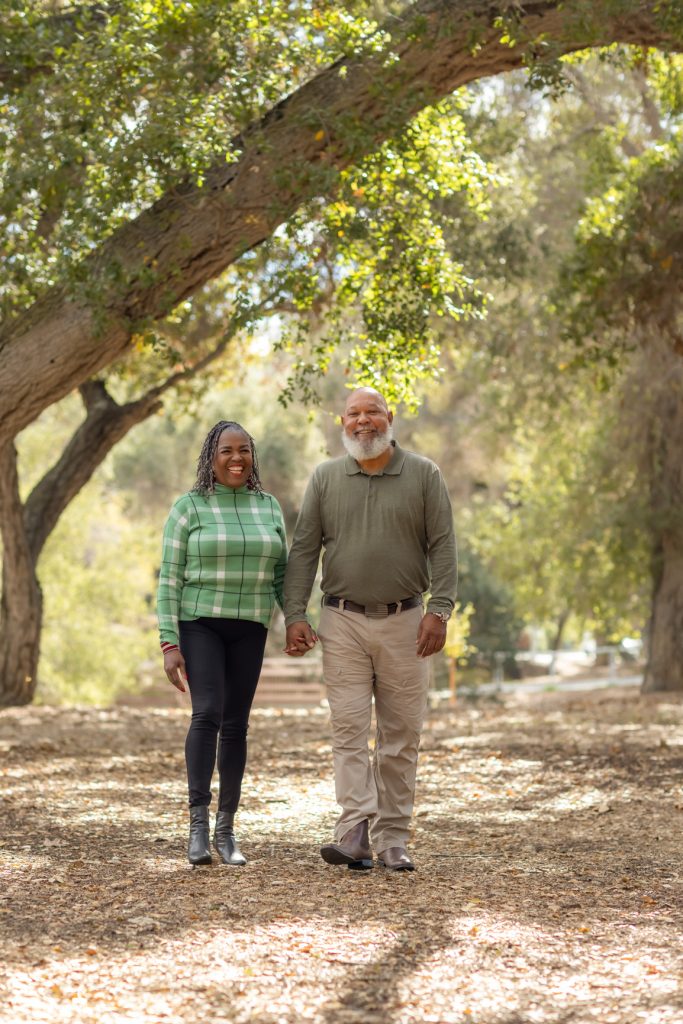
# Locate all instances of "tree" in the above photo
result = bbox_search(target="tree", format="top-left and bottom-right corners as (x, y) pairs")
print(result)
(406, 54), (681, 685)
(0, 294), (254, 706)
(2, 4), (683, 708)
(559, 141), (683, 690)
(0, 84), (492, 706)
(1, 0), (681, 445)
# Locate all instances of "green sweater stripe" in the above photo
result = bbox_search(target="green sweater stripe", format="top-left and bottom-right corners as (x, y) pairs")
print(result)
(157, 484), (287, 647)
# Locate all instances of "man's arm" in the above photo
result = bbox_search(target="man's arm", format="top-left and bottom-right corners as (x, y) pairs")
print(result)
(416, 464), (457, 658)
(283, 472), (324, 655)
(424, 464), (457, 616)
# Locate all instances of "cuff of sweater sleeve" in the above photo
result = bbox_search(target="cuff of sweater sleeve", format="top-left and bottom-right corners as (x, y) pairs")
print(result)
(426, 602), (455, 617)
(284, 614), (309, 628)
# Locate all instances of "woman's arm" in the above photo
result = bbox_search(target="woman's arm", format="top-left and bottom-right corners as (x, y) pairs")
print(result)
(271, 497), (288, 612)
(157, 496), (191, 652)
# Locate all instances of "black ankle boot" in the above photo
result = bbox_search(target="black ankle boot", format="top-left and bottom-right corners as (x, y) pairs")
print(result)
(188, 806), (212, 865)
(214, 811), (247, 866)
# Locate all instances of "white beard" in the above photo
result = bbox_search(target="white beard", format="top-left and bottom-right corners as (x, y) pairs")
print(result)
(342, 424), (394, 462)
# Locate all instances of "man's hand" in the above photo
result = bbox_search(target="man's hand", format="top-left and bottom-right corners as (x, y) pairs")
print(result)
(285, 621), (318, 657)
(163, 649), (188, 692)
(416, 613), (447, 658)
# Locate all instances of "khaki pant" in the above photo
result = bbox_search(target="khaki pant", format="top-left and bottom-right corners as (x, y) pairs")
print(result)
(317, 603), (430, 853)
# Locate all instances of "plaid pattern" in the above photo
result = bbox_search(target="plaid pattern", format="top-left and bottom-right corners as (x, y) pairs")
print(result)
(157, 484), (287, 648)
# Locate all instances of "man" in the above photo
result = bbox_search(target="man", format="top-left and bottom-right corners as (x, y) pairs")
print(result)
(284, 387), (457, 872)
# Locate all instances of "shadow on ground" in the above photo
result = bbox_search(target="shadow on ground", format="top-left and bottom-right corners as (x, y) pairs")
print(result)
(1, 687), (683, 1023)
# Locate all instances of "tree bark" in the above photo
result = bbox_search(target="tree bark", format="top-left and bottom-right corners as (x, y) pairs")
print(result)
(0, 444), (43, 707)
(643, 536), (683, 692)
(550, 608), (570, 652)
(0, 0), (678, 446)
(642, 351), (683, 692)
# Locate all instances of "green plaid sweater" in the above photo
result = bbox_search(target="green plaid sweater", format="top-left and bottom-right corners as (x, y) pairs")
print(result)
(157, 484), (287, 650)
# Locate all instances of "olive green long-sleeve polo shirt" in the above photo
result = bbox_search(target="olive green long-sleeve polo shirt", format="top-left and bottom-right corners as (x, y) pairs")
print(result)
(283, 442), (457, 626)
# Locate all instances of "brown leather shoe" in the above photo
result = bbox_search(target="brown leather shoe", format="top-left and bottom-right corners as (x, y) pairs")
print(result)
(377, 846), (415, 871)
(320, 819), (373, 870)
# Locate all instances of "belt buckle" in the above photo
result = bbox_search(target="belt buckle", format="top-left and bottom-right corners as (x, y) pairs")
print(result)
(364, 604), (389, 619)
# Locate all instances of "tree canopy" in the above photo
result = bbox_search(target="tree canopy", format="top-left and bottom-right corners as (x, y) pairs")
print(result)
(1, 0), (682, 443)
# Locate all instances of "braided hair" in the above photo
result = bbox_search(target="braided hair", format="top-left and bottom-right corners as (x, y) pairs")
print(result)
(192, 420), (264, 497)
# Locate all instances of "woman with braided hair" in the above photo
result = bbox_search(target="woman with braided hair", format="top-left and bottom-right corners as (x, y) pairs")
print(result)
(157, 420), (287, 866)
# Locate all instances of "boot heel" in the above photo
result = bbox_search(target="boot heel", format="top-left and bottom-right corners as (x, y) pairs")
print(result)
(348, 858), (373, 871)
(188, 806), (212, 865)
(214, 811), (247, 866)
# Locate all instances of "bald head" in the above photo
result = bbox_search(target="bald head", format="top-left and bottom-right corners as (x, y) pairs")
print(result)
(344, 387), (390, 415)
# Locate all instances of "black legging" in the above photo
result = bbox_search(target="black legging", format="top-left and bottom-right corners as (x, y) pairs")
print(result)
(179, 617), (267, 810)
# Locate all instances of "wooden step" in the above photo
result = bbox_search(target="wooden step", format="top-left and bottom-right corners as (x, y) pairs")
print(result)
(253, 657), (325, 706)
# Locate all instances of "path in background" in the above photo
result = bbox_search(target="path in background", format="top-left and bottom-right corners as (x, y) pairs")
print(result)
(1, 686), (682, 1024)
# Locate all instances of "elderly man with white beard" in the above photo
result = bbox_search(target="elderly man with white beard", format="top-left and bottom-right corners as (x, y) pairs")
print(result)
(283, 387), (457, 871)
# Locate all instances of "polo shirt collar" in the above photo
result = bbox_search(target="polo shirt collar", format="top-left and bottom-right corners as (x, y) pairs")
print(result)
(344, 441), (406, 476)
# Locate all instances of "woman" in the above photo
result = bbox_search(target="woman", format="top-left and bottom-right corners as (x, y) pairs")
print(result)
(157, 420), (287, 866)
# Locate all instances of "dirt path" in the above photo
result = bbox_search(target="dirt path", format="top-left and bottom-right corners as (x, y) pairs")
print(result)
(1, 687), (682, 1024)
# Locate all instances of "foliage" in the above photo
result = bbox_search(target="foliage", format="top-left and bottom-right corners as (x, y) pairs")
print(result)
(465, 380), (652, 642)
(0, 0), (382, 316)
(273, 95), (496, 409)
(6, 20), (683, 701)
(111, 361), (327, 530)
(444, 602), (476, 662)
(416, 54), (682, 648)
(557, 137), (683, 353)
(36, 477), (159, 705)
(452, 539), (523, 663)
(0, 0), (497, 409)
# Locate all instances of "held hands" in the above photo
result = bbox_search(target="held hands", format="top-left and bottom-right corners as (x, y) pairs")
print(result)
(163, 649), (188, 692)
(416, 612), (447, 658)
(284, 621), (318, 657)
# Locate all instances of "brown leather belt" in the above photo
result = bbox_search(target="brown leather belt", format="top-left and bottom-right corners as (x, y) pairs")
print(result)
(322, 595), (422, 618)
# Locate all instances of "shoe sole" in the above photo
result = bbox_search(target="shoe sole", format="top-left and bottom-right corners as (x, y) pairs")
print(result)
(320, 845), (373, 870)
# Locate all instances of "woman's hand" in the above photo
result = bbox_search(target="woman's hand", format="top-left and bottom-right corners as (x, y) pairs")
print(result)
(284, 621), (318, 657)
(163, 649), (188, 692)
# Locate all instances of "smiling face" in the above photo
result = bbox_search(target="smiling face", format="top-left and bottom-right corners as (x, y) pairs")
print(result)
(212, 427), (253, 488)
(341, 388), (394, 461)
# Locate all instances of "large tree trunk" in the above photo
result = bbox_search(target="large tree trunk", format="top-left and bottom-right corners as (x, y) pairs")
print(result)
(642, 351), (683, 692)
(0, 444), (43, 706)
(0, 384), (163, 706)
(0, 0), (678, 446)
(643, 536), (683, 692)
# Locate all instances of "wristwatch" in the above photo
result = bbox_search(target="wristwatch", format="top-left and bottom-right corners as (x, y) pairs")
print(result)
(429, 609), (451, 624)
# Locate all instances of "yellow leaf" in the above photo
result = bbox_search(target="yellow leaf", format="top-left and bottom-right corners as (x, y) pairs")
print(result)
(315, 129), (325, 141)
